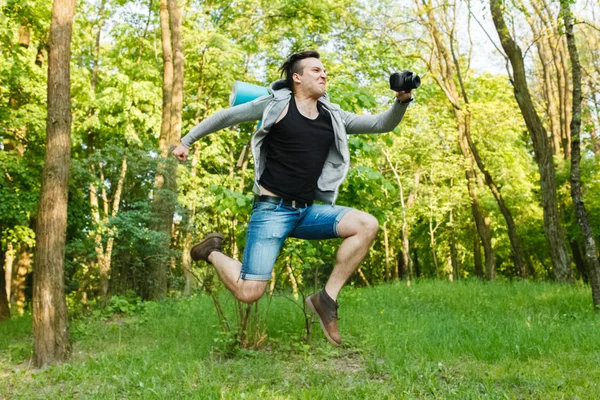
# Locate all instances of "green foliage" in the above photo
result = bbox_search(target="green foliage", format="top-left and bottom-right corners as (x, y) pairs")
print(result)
(104, 292), (146, 317)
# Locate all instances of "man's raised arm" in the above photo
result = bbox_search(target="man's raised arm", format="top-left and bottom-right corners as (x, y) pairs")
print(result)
(342, 90), (413, 135)
(172, 95), (270, 161)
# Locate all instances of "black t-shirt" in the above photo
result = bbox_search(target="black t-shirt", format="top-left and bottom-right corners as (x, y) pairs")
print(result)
(259, 96), (335, 203)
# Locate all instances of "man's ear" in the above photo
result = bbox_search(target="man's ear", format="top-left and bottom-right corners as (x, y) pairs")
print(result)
(292, 72), (302, 84)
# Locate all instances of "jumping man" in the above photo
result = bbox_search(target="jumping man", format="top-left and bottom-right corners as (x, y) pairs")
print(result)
(172, 50), (413, 346)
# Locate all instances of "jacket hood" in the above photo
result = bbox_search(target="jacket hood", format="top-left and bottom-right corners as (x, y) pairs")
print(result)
(270, 79), (289, 92)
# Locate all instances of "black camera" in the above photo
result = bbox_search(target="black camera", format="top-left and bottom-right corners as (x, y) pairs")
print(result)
(389, 70), (420, 92)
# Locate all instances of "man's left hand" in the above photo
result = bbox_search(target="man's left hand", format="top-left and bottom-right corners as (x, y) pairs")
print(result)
(395, 90), (413, 103)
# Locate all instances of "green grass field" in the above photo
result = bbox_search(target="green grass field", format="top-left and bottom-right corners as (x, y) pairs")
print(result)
(1, 280), (600, 399)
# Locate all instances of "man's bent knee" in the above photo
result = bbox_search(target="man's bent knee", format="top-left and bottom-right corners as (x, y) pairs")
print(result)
(338, 210), (379, 240)
(235, 281), (267, 303)
(361, 214), (379, 240)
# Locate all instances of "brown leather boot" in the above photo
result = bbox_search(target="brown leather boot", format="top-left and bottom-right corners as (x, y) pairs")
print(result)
(306, 290), (341, 346)
(190, 233), (224, 262)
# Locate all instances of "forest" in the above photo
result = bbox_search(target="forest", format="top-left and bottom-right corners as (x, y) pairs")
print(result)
(1, 0), (600, 389)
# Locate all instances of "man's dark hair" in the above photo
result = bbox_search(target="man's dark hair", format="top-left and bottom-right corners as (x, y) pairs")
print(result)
(279, 50), (321, 90)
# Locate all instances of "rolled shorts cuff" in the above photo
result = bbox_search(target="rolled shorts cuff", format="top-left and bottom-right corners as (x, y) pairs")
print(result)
(239, 271), (272, 281)
(333, 207), (352, 237)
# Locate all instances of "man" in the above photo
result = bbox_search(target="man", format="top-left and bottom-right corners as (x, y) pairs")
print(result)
(172, 50), (413, 346)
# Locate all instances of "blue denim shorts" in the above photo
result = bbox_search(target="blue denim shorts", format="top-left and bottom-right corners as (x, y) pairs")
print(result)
(240, 200), (353, 280)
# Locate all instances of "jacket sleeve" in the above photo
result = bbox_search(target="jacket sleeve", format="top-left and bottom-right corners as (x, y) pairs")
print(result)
(341, 100), (410, 135)
(180, 95), (271, 148)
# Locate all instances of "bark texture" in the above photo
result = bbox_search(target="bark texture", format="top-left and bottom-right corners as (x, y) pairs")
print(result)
(490, 0), (572, 282)
(147, 0), (184, 299)
(12, 244), (32, 315)
(562, 2), (600, 309)
(32, 0), (75, 367)
(0, 247), (10, 321)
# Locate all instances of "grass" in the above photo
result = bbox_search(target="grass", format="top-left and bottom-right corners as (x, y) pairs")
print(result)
(1, 280), (599, 399)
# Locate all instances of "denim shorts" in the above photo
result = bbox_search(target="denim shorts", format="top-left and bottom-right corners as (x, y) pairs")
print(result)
(240, 200), (353, 280)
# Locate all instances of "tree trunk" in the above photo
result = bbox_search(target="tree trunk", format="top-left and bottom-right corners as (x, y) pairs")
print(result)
(18, 22), (31, 48)
(382, 150), (417, 281)
(181, 150), (200, 297)
(562, 2), (600, 309)
(463, 117), (527, 277)
(589, 91), (600, 155)
(167, 0), (184, 148)
(522, 0), (562, 156)
(0, 247), (10, 321)
(413, 248), (420, 278)
(87, 0), (111, 301)
(4, 243), (14, 304)
(449, 207), (459, 281)
(383, 221), (390, 281)
(12, 244), (32, 316)
(286, 261), (299, 300)
(490, 0), (572, 282)
(474, 228), (483, 278)
(461, 131), (495, 279)
(570, 240), (588, 283)
(33, 0), (75, 367)
(100, 151), (127, 299)
(146, 0), (183, 300)
(357, 268), (370, 287)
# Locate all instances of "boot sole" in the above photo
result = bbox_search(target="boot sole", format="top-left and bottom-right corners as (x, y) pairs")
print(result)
(305, 296), (341, 347)
(190, 233), (224, 262)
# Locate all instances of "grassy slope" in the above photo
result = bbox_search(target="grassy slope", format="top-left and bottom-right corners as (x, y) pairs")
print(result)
(1, 280), (599, 399)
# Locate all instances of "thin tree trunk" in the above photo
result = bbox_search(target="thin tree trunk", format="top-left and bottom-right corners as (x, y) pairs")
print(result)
(0, 247), (10, 321)
(562, 2), (600, 309)
(589, 91), (600, 155)
(4, 243), (14, 304)
(533, 0), (572, 160)
(357, 268), (370, 287)
(147, 0), (179, 300)
(463, 117), (527, 277)
(383, 221), (390, 281)
(18, 21), (31, 48)
(449, 207), (459, 281)
(100, 150), (127, 298)
(33, 0), (75, 367)
(473, 230), (483, 278)
(12, 244), (32, 316)
(390, 247), (399, 280)
(181, 150), (200, 297)
(286, 259), (299, 300)
(490, 0), (572, 282)
(382, 150), (416, 281)
(269, 270), (276, 295)
(87, 0), (111, 301)
(524, 0), (561, 156)
(570, 240), (588, 283)
(137, 0), (154, 64)
(461, 134), (495, 280)
(168, 0), (184, 147)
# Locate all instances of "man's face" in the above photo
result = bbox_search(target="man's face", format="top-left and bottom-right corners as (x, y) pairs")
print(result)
(293, 57), (327, 97)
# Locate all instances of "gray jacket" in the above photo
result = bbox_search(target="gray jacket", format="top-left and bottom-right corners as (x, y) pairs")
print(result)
(181, 80), (410, 204)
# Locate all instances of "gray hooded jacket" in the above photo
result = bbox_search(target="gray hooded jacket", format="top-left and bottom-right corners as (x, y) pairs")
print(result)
(181, 80), (410, 204)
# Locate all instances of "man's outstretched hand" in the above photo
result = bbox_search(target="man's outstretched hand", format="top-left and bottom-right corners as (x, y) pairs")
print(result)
(172, 143), (189, 161)
(395, 90), (413, 103)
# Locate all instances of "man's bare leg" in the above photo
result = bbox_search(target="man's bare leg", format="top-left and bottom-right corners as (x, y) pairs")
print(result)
(207, 252), (267, 303)
(324, 210), (379, 301)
